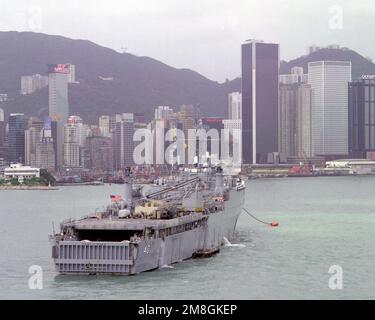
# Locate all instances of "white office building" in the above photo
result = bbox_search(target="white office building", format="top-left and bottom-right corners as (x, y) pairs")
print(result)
(67, 64), (76, 83)
(62, 116), (87, 168)
(308, 61), (352, 156)
(4, 163), (40, 183)
(228, 92), (242, 120)
(21, 74), (48, 95)
(155, 106), (174, 121)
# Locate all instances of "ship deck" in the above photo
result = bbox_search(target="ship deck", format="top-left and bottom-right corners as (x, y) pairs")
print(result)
(64, 212), (207, 231)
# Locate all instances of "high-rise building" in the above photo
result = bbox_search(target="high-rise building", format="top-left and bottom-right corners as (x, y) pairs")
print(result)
(62, 116), (88, 168)
(280, 67), (308, 85)
(200, 117), (224, 161)
(24, 117), (43, 166)
(99, 115), (116, 138)
(296, 84), (313, 158)
(228, 92), (242, 120)
(278, 83), (313, 158)
(8, 113), (28, 164)
(279, 84), (298, 157)
(308, 61), (352, 156)
(0, 108), (5, 160)
(155, 106), (174, 122)
(0, 120), (5, 148)
(134, 113), (146, 124)
(348, 76), (375, 158)
(84, 136), (113, 172)
(0, 94), (8, 103)
(179, 104), (197, 133)
(21, 74), (48, 95)
(114, 113), (134, 169)
(49, 64), (70, 168)
(67, 64), (76, 83)
(67, 115), (90, 146)
(0, 108), (6, 163)
(241, 40), (279, 164)
(35, 118), (55, 171)
(99, 115), (111, 137)
(223, 119), (242, 162)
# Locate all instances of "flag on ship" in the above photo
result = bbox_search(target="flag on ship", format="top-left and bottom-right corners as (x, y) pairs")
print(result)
(110, 194), (123, 202)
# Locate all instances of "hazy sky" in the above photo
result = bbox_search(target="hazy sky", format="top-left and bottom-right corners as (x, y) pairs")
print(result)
(0, 0), (374, 82)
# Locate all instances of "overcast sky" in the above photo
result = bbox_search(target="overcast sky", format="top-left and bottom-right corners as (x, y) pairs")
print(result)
(0, 0), (374, 82)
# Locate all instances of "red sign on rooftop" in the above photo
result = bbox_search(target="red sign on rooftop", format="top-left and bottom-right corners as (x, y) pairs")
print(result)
(49, 64), (70, 74)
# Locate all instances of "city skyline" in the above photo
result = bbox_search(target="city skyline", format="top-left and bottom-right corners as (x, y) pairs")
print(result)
(1, 33), (375, 171)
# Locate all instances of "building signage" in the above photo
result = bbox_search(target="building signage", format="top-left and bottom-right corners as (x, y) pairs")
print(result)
(48, 64), (70, 74)
(361, 75), (375, 80)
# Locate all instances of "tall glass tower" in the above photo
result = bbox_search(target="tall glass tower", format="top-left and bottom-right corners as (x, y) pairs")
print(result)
(48, 64), (70, 168)
(308, 61), (351, 156)
(8, 113), (28, 164)
(241, 40), (279, 164)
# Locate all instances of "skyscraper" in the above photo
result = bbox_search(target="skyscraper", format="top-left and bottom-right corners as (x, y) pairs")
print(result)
(178, 104), (197, 133)
(296, 84), (313, 158)
(35, 118), (56, 172)
(63, 120), (81, 168)
(279, 67), (308, 85)
(67, 64), (76, 83)
(84, 136), (114, 172)
(114, 113), (134, 169)
(8, 113), (28, 164)
(99, 115), (112, 138)
(0, 107), (4, 122)
(308, 61), (352, 156)
(48, 64), (70, 168)
(0, 108), (6, 163)
(241, 40), (279, 164)
(24, 117), (44, 166)
(155, 106), (174, 122)
(21, 74), (48, 95)
(279, 84), (298, 157)
(228, 92), (242, 120)
(62, 116), (87, 168)
(348, 76), (375, 158)
(200, 117), (224, 161)
(0, 107), (5, 147)
(278, 83), (313, 158)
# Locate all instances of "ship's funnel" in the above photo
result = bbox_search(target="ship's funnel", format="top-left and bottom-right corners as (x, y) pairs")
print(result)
(215, 166), (224, 194)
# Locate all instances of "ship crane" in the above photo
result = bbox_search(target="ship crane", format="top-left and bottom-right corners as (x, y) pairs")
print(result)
(145, 176), (200, 200)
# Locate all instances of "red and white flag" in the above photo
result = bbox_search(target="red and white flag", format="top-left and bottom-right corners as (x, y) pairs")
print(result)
(110, 194), (123, 202)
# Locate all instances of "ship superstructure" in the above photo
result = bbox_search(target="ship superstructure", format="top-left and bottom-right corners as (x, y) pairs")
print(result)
(50, 166), (245, 275)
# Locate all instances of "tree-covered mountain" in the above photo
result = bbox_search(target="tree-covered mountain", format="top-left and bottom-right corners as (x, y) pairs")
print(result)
(280, 47), (375, 77)
(0, 31), (238, 123)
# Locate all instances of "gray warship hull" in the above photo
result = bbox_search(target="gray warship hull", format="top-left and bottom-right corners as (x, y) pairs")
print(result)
(51, 188), (245, 275)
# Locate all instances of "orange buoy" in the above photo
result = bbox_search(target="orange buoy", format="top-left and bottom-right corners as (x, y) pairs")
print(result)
(270, 221), (279, 227)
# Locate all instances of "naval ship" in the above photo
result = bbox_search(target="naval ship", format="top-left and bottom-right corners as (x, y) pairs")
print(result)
(50, 165), (245, 275)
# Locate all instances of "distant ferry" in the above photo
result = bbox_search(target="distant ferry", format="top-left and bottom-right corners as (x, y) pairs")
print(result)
(50, 166), (245, 275)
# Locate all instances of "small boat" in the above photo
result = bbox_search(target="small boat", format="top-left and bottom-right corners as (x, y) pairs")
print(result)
(192, 248), (220, 258)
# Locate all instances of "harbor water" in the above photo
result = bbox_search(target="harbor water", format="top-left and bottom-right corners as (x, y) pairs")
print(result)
(0, 176), (374, 299)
